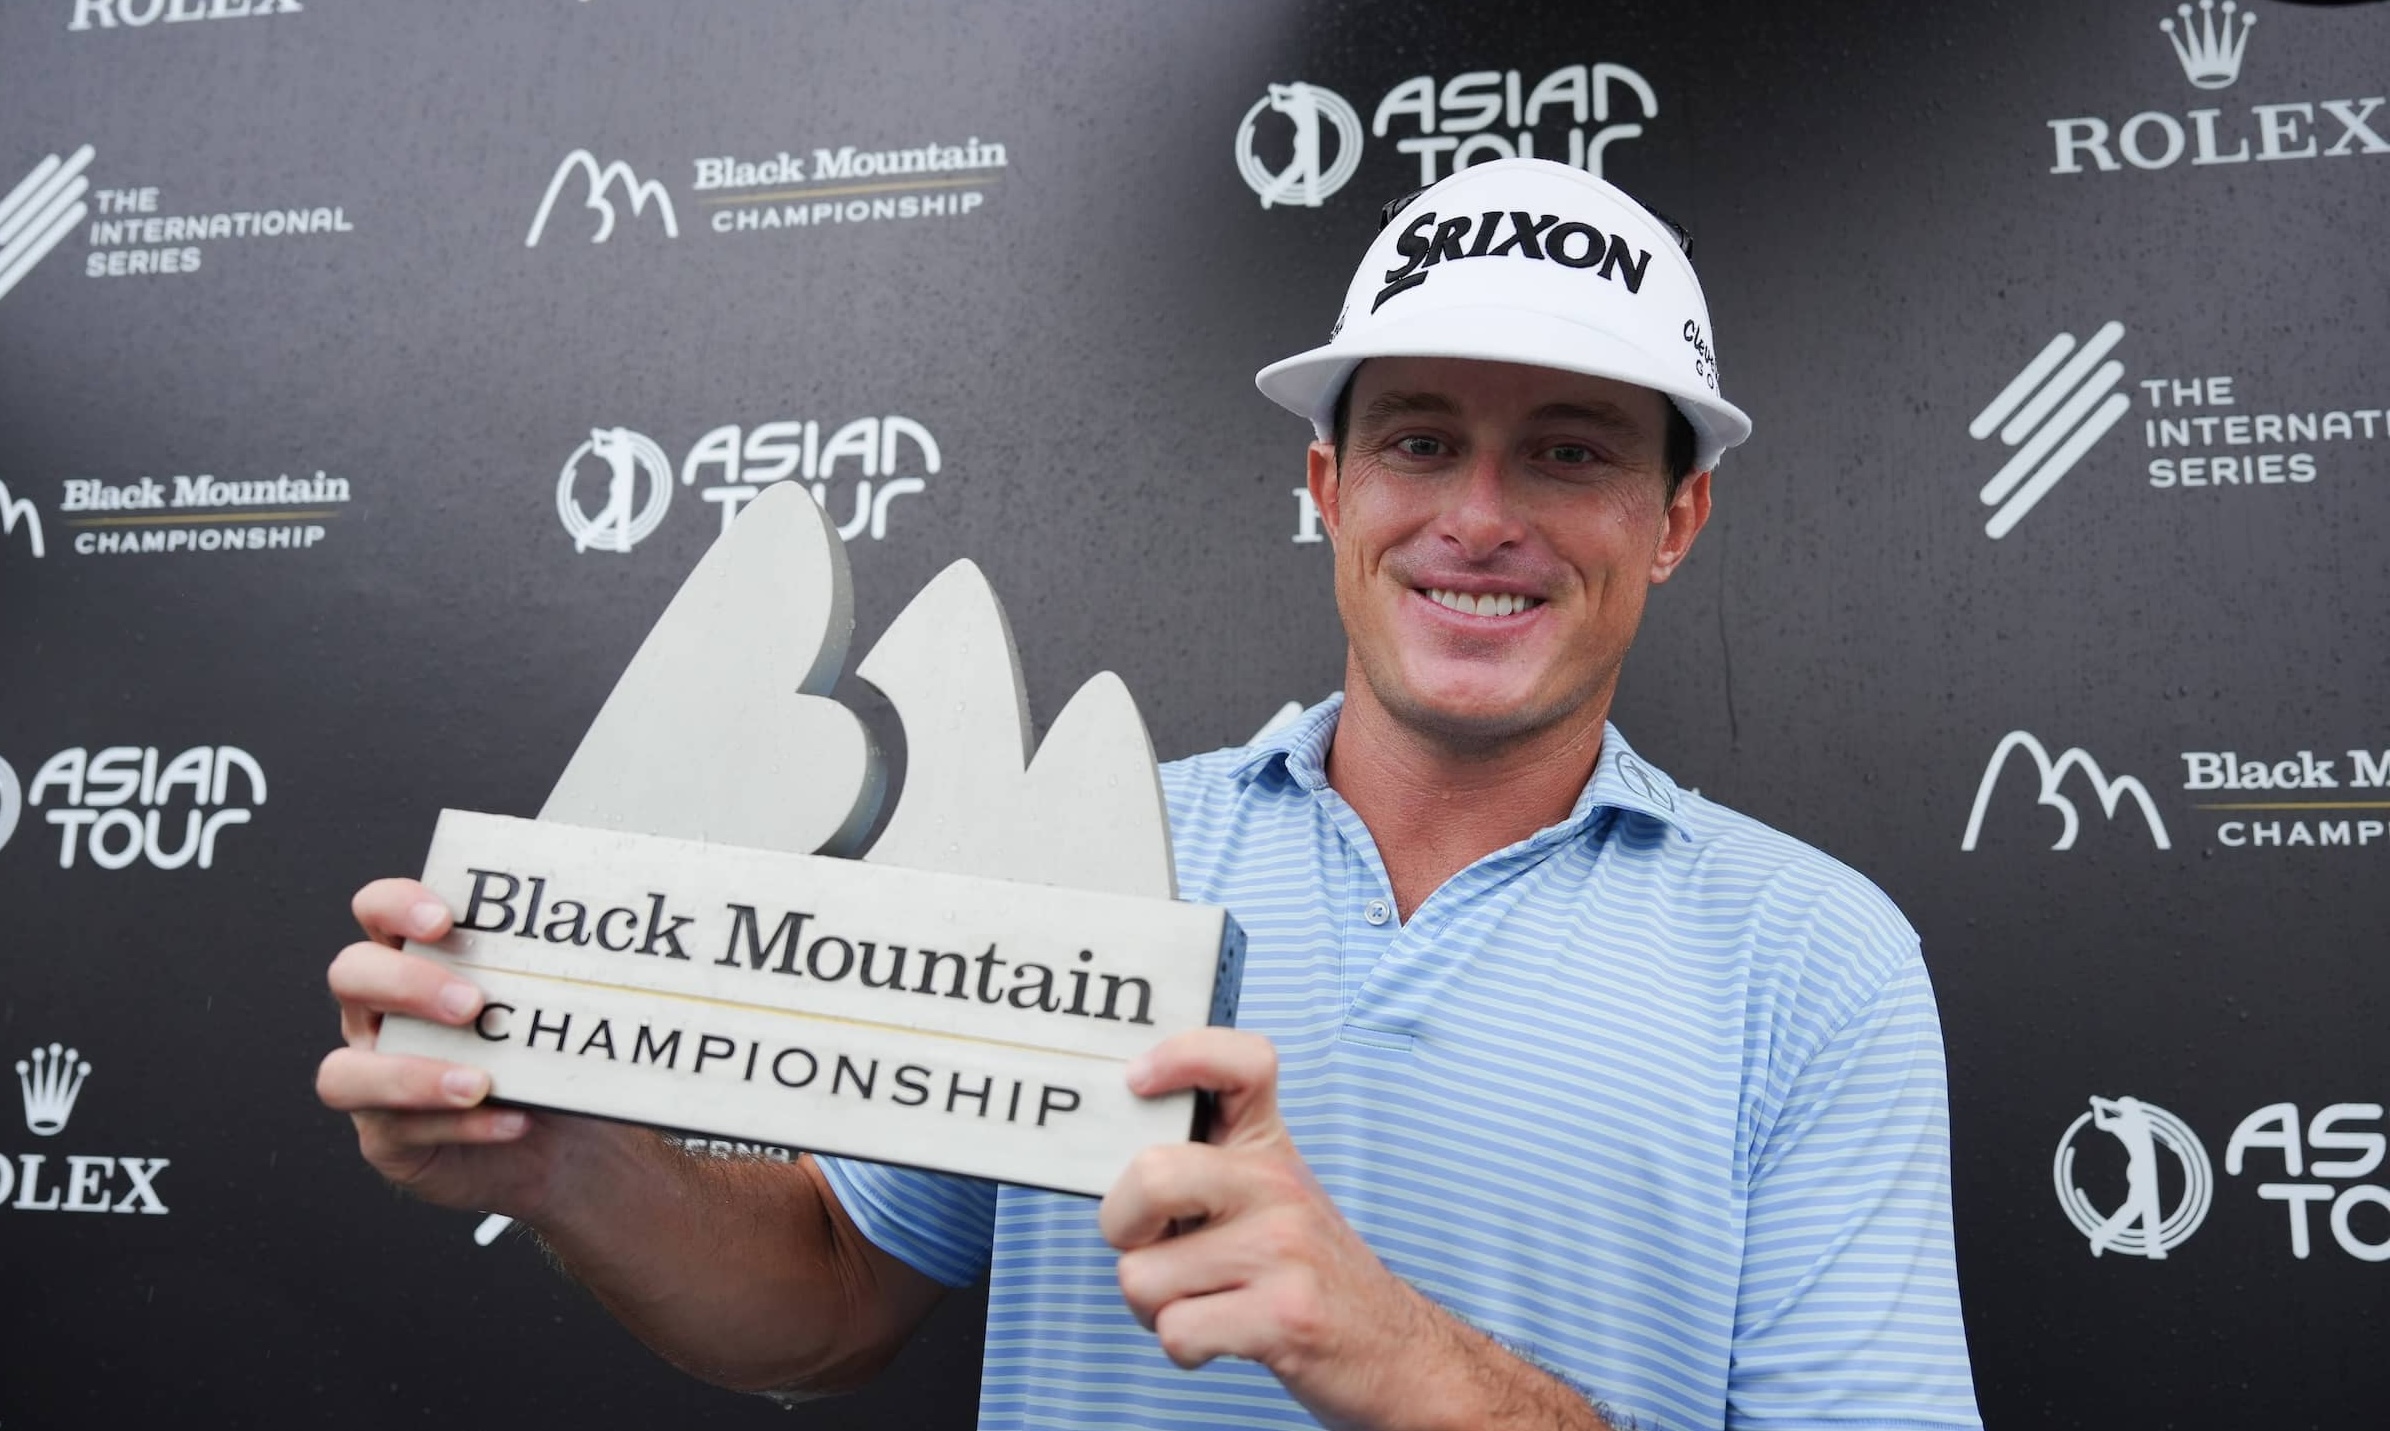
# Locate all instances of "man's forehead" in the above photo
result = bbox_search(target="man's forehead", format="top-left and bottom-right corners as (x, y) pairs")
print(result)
(1348, 356), (1667, 429)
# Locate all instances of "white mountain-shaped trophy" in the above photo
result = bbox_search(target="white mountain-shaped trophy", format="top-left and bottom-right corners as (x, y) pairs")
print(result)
(377, 484), (1244, 1198)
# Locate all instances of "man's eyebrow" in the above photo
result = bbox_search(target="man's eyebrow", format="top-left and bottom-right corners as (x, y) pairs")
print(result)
(1526, 401), (1643, 436)
(1354, 391), (1460, 427)
(1354, 393), (1647, 437)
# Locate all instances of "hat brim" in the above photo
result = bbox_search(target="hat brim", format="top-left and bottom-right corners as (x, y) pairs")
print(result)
(1254, 303), (1753, 473)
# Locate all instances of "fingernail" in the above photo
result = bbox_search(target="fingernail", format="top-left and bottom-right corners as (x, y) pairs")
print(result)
(491, 1110), (528, 1138)
(437, 982), (481, 1020)
(440, 1068), (489, 1104)
(1125, 1052), (1153, 1088)
(409, 901), (448, 939)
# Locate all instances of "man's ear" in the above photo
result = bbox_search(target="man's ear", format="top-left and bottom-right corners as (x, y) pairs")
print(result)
(1305, 440), (1342, 546)
(1649, 469), (1713, 585)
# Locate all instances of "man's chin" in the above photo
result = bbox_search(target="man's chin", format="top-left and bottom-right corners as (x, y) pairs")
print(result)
(1372, 676), (1569, 751)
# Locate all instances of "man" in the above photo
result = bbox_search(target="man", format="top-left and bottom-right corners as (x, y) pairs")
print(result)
(320, 158), (1982, 1429)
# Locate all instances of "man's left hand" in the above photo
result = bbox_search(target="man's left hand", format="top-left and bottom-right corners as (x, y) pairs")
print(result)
(1099, 1028), (1609, 1431)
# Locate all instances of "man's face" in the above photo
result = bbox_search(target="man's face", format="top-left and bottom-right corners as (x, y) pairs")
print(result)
(1308, 356), (1711, 751)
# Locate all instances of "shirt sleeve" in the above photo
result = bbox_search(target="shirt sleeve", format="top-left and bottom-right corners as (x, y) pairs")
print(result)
(1726, 956), (1984, 1430)
(813, 1154), (998, 1289)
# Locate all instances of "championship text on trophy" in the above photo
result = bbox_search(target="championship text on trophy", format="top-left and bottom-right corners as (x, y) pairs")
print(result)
(377, 484), (1245, 1197)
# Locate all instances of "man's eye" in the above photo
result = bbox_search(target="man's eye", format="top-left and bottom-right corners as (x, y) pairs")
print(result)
(1396, 436), (1444, 458)
(1548, 444), (1597, 464)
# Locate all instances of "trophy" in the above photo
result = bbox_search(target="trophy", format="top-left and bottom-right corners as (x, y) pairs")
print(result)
(377, 484), (1245, 1197)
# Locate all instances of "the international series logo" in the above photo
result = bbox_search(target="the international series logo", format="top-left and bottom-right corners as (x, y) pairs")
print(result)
(0, 146), (93, 304)
(1964, 319), (2379, 538)
(3, 139), (360, 301)
(1967, 323), (2134, 539)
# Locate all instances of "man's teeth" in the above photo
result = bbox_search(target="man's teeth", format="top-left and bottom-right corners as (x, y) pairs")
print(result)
(1424, 588), (1541, 618)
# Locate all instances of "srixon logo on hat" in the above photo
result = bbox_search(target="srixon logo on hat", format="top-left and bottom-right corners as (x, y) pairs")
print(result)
(1373, 208), (1651, 313)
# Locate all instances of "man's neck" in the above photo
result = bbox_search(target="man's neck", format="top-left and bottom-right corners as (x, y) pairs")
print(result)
(1323, 676), (1611, 921)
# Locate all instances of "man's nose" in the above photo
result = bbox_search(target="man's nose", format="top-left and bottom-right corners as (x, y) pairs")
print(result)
(1440, 452), (1524, 555)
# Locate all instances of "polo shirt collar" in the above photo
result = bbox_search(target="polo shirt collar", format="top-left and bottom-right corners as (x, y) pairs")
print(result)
(1232, 694), (1344, 791)
(1233, 694), (1696, 843)
(1573, 724), (1697, 843)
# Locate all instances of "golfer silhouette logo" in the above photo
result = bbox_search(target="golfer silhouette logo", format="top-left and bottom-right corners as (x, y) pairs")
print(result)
(2052, 1094), (2213, 1260)
(557, 426), (677, 554)
(1234, 82), (1362, 209)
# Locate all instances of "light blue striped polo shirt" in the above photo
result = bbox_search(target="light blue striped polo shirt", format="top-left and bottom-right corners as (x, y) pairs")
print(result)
(820, 696), (1980, 1430)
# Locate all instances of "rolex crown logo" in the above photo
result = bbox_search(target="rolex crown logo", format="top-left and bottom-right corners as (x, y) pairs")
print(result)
(2159, 0), (2255, 91)
(17, 1042), (91, 1136)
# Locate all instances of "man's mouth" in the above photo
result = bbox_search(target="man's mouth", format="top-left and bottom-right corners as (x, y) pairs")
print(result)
(1419, 587), (1545, 619)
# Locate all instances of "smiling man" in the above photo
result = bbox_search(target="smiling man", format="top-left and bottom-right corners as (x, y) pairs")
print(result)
(320, 159), (1980, 1430)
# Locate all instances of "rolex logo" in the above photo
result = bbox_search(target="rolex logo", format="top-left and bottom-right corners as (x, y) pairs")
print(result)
(2160, 0), (2255, 91)
(17, 1043), (89, 1136)
(2, 1040), (168, 1214)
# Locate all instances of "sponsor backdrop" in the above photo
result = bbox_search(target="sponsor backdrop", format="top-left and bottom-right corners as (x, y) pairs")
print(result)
(1, 0), (2383, 1425)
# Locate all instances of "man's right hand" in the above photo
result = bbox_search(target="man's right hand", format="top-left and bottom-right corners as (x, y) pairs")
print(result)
(316, 876), (591, 1218)
(313, 875), (948, 1395)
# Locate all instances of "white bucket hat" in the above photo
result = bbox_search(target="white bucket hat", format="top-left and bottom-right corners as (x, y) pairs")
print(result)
(1255, 157), (1751, 472)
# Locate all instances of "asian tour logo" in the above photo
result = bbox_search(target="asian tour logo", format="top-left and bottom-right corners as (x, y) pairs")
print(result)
(2057, 1094), (2390, 1264)
(2054, 1095), (2213, 1259)
(1961, 731), (2171, 851)
(1238, 64), (1661, 209)
(1236, 83), (1365, 208)
(17, 744), (266, 870)
(555, 416), (944, 554)
(4, 1042), (169, 1215)
(1968, 322), (2134, 539)
(558, 427), (676, 553)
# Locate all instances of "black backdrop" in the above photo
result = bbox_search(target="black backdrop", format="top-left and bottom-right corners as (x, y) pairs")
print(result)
(3, 1), (2385, 1426)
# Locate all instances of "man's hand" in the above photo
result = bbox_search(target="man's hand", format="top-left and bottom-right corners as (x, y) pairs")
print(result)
(1100, 1029), (1610, 1431)
(316, 877), (606, 1220)
(314, 877), (946, 1394)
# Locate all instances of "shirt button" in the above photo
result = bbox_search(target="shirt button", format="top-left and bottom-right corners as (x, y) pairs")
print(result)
(1363, 899), (1392, 926)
